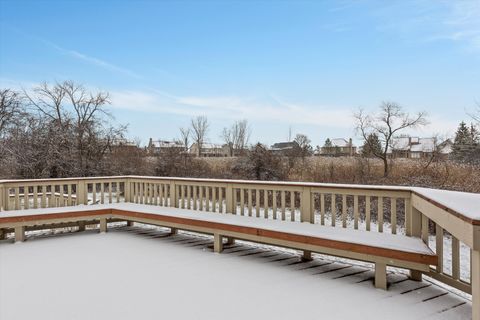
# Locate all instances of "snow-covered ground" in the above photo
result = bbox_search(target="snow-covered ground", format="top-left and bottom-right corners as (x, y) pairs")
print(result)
(0, 227), (471, 320)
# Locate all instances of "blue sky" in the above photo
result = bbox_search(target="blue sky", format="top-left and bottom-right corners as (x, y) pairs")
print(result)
(1, 0), (479, 147)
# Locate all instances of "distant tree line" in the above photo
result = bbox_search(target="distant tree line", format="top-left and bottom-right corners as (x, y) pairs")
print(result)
(2, 81), (479, 182)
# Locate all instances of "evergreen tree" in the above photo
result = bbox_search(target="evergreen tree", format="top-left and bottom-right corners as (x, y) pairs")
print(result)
(323, 138), (335, 155)
(362, 133), (382, 158)
(470, 124), (479, 144)
(323, 138), (332, 148)
(453, 122), (470, 152)
(452, 121), (480, 164)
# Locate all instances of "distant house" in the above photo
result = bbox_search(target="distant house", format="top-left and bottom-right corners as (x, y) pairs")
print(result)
(437, 139), (453, 159)
(108, 138), (140, 153)
(388, 137), (452, 159)
(270, 141), (300, 155)
(321, 138), (356, 156)
(147, 138), (184, 155)
(190, 143), (229, 157)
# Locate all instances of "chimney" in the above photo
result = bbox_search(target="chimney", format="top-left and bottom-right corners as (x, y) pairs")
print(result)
(349, 138), (353, 156)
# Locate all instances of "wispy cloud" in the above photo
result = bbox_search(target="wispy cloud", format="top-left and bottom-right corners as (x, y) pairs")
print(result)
(110, 89), (461, 141)
(110, 89), (353, 128)
(2, 77), (461, 139)
(371, 0), (480, 52)
(42, 39), (142, 79)
(440, 1), (480, 51)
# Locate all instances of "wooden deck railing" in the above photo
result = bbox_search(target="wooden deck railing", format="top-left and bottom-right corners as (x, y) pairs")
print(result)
(0, 176), (478, 318)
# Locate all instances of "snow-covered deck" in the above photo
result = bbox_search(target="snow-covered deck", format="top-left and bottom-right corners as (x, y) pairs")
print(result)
(0, 202), (435, 256)
(0, 226), (471, 320)
(1, 176), (478, 319)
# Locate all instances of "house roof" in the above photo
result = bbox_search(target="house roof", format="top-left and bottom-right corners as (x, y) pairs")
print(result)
(150, 140), (183, 148)
(202, 143), (224, 149)
(190, 143), (225, 149)
(411, 138), (436, 152)
(390, 137), (411, 151)
(438, 139), (453, 154)
(271, 141), (299, 151)
(388, 137), (441, 154)
(330, 138), (355, 148)
(112, 139), (137, 147)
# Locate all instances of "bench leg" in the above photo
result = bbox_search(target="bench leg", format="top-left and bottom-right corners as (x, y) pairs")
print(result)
(78, 222), (86, 232)
(302, 250), (313, 261)
(126, 221), (134, 227)
(409, 270), (422, 281)
(213, 234), (223, 253)
(99, 218), (107, 233)
(375, 262), (387, 290)
(225, 237), (235, 245)
(169, 227), (178, 235)
(15, 226), (25, 243)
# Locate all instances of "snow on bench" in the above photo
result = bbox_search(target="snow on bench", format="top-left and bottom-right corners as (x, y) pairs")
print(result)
(0, 202), (437, 290)
(412, 187), (480, 223)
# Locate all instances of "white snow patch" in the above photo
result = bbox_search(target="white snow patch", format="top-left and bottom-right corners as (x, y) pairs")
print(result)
(0, 230), (471, 320)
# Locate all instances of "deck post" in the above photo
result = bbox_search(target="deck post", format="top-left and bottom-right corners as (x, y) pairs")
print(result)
(2, 184), (7, 211)
(14, 226), (25, 242)
(77, 181), (86, 205)
(170, 181), (177, 208)
(169, 227), (178, 235)
(472, 249), (479, 320)
(409, 270), (422, 281)
(374, 262), (387, 290)
(125, 178), (131, 203)
(226, 184), (234, 214)
(0, 184), (3, 211)
(410, 206), (422, 238)
(126, 221), (134, 227)
(0, 228), (5, 240)
(409, 205), (423, 281)
(225, 237), (235, 245)
(302, 250), (313, 261)
(99, 218), (107, 233)
(78, 222), (86, 232)
(300, 187), (313, 223)
(213, 233), (223, 253)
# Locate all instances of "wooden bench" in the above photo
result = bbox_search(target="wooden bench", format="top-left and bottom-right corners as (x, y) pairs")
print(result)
(0, 203), (437, 290)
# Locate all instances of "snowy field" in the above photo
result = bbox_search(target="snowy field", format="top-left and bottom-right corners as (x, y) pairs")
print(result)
(0, 226), (471, 320)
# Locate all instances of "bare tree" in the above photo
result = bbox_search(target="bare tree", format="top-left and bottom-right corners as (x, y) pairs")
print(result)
(470, 101), (480, 124)
(20, 81), (125, 177)
(62, 81), (117, 175)
(221, 119), (250, 156)
(0, 89), (23, 136)
(293, 133), (312, 159)
(354, 101), (428, 177)
(191, 116), (209, 157)
(179, 127), (191, 152)
(24, 81), (67, 125)
(234, 120), (250, 154)
(221, 126), (235, 157)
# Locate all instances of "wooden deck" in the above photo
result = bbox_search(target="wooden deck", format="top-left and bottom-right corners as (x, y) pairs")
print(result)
(0, 176), (477, 318)
(0, 225), (472, 319)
